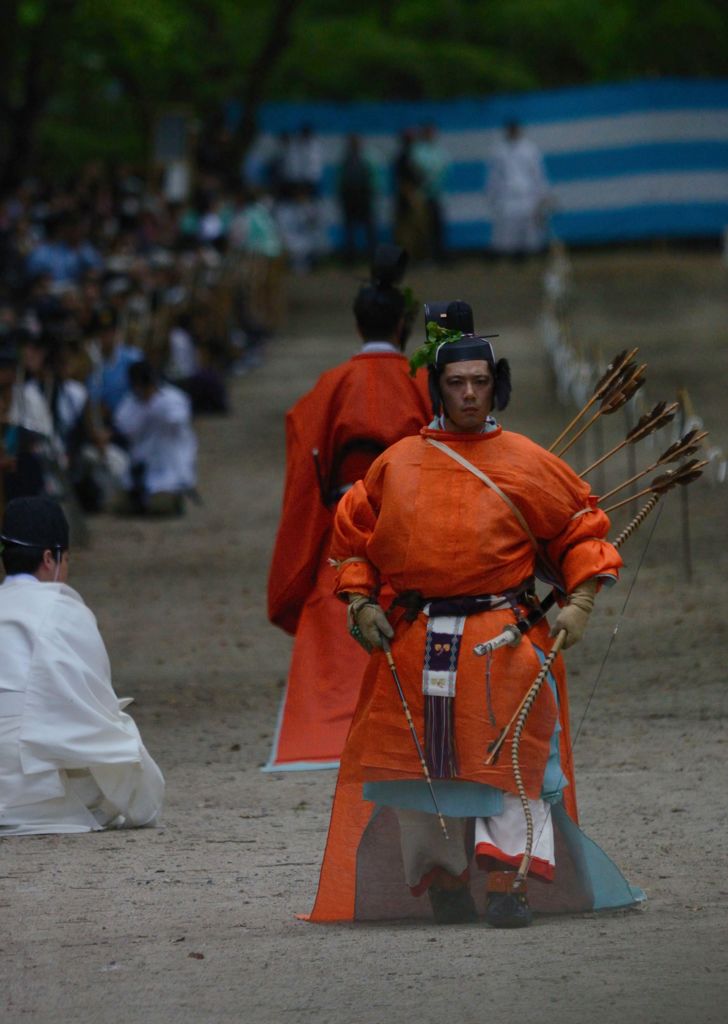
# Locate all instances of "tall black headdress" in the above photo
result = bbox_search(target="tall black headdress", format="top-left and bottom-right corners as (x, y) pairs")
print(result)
(353, 244), (416, 346)
(370, 243), (408, 288)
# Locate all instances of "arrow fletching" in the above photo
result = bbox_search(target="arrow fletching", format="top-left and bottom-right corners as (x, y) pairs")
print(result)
(625, 400), (679, 444)
(598, 361), (636, 404)
(603, 457), (708, 512)
(672, 458), (709, 487)
(549, 348), (641, 454)
(600, 364), (646, 414)
(656, 429), (708, 466)
(651, 458), (708, 494)
(593, 348), (638, 399)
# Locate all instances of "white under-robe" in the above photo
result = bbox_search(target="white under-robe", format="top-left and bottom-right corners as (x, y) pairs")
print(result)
(0, 575), (164, 835)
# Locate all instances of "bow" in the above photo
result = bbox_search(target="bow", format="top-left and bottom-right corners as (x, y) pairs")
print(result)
(474, 451), (707, 886)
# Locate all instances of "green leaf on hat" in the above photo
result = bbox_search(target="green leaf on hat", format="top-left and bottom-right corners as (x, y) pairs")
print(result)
(409, 321), (463, 375)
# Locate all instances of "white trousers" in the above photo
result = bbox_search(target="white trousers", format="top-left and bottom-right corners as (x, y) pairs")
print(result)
(397, 793), (555, 889)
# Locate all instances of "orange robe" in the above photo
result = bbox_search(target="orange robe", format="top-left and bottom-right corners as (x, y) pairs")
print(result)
(266, 352), (431, 769)
(308, 425), (625, 920)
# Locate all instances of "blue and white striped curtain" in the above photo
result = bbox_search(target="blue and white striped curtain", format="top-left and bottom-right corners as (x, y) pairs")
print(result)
(246, 78), (728, 249)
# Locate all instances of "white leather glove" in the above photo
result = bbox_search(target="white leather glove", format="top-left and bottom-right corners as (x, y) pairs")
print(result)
(347, 593), (394, 653)
(551, 579), (597, 649)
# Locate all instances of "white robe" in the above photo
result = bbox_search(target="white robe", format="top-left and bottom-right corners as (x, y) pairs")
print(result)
(0, 575), (165, 835)
(486, 136), (551, 253)
(113, 383), (197, 495)
(7, 381), (54, 439)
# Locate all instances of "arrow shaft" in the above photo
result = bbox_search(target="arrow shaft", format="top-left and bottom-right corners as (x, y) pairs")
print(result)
(555, 366), (645, 459)
(555, 407), (601, 456)
(581, 400), (680, 479)
(548, 348), (638, 454)
(598, 460), (660, 502)
(547, 394), (600, 454)
(603, 482), (663, 513)
(382, 641), (449, 841)
(579, 437), (629, 477)
(599, 430), (706, 503)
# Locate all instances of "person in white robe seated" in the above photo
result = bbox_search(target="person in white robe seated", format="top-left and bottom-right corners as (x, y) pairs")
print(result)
(112, 359), (197, 517)
(0, 496), (165, 835)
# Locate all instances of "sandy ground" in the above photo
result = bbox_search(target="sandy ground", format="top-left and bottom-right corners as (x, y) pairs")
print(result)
(2, 251), (727, 1024)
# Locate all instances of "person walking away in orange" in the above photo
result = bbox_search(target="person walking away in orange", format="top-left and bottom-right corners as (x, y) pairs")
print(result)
(266, 245), (431, 770)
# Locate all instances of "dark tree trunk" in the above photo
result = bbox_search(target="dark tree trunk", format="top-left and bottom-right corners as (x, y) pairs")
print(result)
(0, 0), (79, 191)
(236, 0), (304, 162)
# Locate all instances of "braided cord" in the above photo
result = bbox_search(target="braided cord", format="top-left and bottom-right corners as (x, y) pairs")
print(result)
(613, 493), (660, 547)
(510, 633), (565, 886)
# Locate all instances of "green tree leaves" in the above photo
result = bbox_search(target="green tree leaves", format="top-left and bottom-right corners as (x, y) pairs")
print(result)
(2, 0), (726, 183)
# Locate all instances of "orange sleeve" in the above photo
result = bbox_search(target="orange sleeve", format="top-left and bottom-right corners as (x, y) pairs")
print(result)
(267, 404), (332, 633)
(499, 439), (622, 594)
(543, 498), (623, 593)
(330, 479), (381, 596)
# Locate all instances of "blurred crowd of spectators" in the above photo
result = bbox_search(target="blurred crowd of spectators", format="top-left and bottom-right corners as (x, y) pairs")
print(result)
(0, 119), (543, 525)
(244, 121), (448, 267)
(0, 122), (448, 526)
(0, 162), (285, 522)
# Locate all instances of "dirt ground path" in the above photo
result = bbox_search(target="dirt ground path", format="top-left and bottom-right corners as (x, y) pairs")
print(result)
(2, 253), (727, 1024)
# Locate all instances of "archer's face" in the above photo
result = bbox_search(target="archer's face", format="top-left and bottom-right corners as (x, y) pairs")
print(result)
(439, 359), (494, 433)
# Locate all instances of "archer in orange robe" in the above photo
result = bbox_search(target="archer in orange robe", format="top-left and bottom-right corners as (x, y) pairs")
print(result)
(266, 349), (431, 769)
(307, 424), (644, 921)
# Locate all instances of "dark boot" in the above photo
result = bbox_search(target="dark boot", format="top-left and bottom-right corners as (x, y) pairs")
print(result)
(484, 870), (533, 928)
(428, 884), (479, 925)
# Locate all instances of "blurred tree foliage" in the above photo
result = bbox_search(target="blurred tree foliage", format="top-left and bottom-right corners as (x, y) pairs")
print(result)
(1, 0), (727, 184)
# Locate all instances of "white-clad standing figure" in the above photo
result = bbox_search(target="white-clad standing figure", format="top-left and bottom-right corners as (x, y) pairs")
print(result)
(487, 121), (552, 258)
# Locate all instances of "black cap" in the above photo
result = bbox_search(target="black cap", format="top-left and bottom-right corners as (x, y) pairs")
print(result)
(433, 334), (497, 370)
(0, 497), (69, 553)
(370, 244), (408, 287)
(444, 300), (474, 335)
